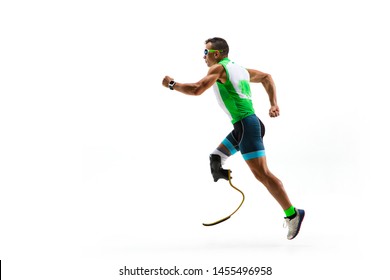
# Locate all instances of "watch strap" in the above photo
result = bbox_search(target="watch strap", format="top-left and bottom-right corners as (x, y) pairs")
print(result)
(168, 80), (176, 90)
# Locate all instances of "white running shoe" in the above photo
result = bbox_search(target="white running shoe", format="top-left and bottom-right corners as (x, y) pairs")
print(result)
(284, 209), (305, 240)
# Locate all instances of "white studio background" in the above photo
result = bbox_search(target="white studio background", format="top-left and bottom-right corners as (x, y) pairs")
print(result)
(0, 0), (388, 279)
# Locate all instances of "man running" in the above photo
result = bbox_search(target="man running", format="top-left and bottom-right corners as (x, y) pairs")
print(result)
(162, 37), (304, 240)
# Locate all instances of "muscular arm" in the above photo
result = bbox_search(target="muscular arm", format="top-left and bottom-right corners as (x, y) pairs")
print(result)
(247, 68), (280, 117)
(162, 64), (225, 96)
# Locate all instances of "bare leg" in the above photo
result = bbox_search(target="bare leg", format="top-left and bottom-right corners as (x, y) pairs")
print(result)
(245, 156), (292, 210)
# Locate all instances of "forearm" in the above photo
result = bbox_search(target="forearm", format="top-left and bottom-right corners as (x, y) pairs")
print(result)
(163, 66), (221, 96)
(262, 75), (277, 106)
(173, 82), (204, 96)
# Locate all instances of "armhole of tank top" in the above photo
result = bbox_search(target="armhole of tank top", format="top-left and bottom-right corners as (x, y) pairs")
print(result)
(218, 62), (229, 84)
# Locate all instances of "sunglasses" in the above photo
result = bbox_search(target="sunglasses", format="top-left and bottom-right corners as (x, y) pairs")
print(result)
(204, 49), (224, 55)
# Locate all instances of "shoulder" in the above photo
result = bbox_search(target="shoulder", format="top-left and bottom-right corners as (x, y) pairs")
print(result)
(207, 62), (228, 83)
(208, 63), (224, 73)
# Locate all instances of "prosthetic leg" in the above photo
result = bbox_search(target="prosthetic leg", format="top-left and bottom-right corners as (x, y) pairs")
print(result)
(203, 156), (245, 226)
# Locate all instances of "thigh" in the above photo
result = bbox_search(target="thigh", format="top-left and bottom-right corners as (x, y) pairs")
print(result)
(239, 115), (265, 160)
(219, 130), (240, 155)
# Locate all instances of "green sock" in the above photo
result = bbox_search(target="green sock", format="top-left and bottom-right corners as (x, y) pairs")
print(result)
(284, 206), (296, 218)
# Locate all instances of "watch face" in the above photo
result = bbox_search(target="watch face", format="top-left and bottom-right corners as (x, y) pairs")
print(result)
(169, 81), (175, 85)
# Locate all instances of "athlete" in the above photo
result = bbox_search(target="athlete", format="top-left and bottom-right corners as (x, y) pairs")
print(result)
(162, 37), (304, 240)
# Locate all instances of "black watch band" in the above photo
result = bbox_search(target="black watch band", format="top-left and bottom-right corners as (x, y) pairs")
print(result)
(168, 80), (176, 90)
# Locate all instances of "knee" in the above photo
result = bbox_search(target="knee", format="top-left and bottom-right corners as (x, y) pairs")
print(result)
(251, 167), (282, 188)
(251, 167), (270, 184)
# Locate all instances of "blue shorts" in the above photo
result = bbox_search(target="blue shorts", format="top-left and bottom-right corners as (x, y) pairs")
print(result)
(221, 114), (266, 160)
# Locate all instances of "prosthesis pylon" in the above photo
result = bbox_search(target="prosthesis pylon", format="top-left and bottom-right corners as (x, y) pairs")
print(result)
(203, 170), (245, 226)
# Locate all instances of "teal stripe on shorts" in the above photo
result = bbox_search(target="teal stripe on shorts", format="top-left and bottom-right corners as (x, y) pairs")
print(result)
(242, 150), (265, 160)
(222, 138), (238, 155)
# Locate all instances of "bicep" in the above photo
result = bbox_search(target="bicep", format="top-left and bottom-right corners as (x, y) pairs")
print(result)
(193, 66), (223, 94)
(198, 72), (220, 89)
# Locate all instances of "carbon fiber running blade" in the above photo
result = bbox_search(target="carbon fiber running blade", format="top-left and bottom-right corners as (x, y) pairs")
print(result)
(202, 170), (244, 227)
(202, 216), (231, 226)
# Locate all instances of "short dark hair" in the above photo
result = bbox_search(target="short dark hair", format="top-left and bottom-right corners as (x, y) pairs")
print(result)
(205, 37), (229, 56)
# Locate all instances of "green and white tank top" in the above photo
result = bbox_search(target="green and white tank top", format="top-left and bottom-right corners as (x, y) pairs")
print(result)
(212, 58), (255, 124)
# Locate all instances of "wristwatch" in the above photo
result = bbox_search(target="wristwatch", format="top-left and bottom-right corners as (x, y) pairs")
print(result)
(168, 80), (176, 90)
